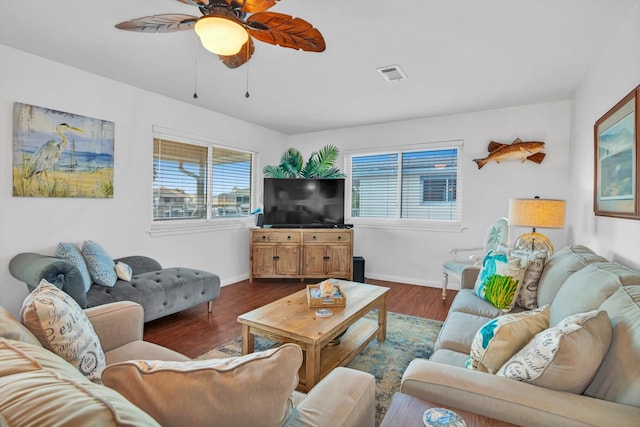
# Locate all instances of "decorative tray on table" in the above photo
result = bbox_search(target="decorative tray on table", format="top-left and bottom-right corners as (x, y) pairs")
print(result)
(307, 279), (346, 308)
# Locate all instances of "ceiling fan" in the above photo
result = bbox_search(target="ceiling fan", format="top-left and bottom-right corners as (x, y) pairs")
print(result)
(115, 0), (326, 69)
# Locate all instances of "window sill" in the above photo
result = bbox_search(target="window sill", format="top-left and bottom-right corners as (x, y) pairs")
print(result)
(149, 217), (255, 237)
(348, 218), (464, 232)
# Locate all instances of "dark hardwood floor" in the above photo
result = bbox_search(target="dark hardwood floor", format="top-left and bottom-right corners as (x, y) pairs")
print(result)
(143, 279), (456, 358)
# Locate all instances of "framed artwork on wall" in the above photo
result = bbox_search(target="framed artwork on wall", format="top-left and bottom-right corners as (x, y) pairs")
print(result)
(12, 102), (115, 198)
(594, 85), (639, 219)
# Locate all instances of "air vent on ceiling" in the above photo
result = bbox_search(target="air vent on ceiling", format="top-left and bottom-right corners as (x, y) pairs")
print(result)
(377, 64), (407, 82)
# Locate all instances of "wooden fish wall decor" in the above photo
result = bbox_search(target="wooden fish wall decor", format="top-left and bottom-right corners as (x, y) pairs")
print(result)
(474, 138), (546, 169)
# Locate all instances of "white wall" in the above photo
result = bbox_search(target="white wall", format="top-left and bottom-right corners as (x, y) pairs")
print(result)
(288, 101), (572, 287)
(569, 2), (640, 270)
(0, 46), (287, 317)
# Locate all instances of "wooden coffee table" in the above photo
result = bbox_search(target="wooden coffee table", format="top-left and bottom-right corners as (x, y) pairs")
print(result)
(381, 393), (519, 427)
(237, 280), (389, 392)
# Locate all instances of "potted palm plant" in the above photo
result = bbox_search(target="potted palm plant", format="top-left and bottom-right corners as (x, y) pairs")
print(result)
(263, 145), (345, 178)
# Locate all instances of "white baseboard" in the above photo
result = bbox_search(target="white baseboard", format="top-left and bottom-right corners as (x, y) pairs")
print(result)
(220, 272), (461, 292)
(221, 273), (249, 287)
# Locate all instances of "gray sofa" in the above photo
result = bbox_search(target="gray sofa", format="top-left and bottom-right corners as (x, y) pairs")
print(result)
(9, 252), (221, 322)
(401, 245), (640, 426)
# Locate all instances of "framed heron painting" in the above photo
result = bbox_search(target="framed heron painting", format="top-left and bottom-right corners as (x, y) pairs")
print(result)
(12, 103), (115, 198)
(594, 85), (639, 220)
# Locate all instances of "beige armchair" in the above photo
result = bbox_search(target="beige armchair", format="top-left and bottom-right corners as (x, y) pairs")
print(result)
(1, 300), (376, 427)
(85, 301), (190, 364)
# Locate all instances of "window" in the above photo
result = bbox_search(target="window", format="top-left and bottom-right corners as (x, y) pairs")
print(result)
(422, 176), (456, 202)
(349, 145), (461, 222)
(210, 147), (252, 218)
(153, 137), (253, 222)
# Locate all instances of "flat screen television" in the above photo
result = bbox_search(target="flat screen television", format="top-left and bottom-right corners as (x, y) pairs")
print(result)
(263, 178), (345, 228)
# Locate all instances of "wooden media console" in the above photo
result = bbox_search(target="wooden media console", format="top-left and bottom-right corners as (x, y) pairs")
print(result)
(249, 228), (353, 282)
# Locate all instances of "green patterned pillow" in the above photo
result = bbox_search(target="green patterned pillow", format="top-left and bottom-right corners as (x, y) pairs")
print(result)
(474, 250), (527, 312)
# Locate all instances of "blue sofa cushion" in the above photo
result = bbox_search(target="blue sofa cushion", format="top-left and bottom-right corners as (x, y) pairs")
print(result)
(82, 241), (117, 287)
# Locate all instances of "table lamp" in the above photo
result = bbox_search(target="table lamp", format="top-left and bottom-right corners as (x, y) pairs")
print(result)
(507, 197), (566, 254)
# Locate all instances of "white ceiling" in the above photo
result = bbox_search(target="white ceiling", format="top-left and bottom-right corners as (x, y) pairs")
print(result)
(1, 0), (637, 135)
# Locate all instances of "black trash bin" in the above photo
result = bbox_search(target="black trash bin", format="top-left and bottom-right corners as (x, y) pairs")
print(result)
(353, 256), (365, 283)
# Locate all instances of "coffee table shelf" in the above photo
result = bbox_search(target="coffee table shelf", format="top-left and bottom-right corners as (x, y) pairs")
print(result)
(299, 316), (378, 388)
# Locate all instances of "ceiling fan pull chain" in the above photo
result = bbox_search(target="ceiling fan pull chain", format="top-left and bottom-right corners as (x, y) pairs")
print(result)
(193, 35), (199, 99)
(245, 41), (250, 98)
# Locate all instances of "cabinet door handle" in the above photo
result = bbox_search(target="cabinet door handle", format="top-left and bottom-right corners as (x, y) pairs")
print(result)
(273, 256), (280, 260)
(323, 256), (330, 260)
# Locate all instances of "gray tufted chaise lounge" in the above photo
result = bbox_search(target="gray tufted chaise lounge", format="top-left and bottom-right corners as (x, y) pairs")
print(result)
(9, 253), (221, 322)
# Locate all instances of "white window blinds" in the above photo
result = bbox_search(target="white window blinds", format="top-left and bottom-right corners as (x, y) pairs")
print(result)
(153, 138), (253, 221)
(350, 147), (461, 221)
(351, 153), (398, 218)
(153, 138), (208, 220)
(211, 147), (252, 218)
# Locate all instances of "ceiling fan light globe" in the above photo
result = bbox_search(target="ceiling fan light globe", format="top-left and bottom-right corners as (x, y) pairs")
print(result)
(195, 16), (248, 56)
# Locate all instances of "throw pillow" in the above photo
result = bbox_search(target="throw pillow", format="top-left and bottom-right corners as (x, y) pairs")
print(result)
(473, 250), (527, 312)
(56, 242), (93, 292)
(0, 338), (159, 426)
(549, 262), (640, 326)
(584, 286), (640, 406)
(102, 343), (302, 427)
(0, 306), (41, 346)
(115, 261), (133, 281)
(20, 279), (106, 383)
(469, 305), (550, 374)
(82, 240), (117, 287)
(497, 309), (612, 394)
(511, 250), (547, 309)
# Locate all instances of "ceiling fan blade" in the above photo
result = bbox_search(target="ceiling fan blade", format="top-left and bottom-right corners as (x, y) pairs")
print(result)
(219, 37), (256, 68)
(176, 0), (211, 6)
(227, 0), (279, 13)
(115, 14), (198, 33)
(247, 12), (325, 52)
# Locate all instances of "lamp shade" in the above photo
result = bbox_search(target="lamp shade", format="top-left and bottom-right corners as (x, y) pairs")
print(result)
(194, 15), (248, 56)
(508, 198), (566, 229)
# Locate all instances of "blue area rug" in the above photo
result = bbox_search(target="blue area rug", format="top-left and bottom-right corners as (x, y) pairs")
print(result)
(199, 311), (442, 425)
